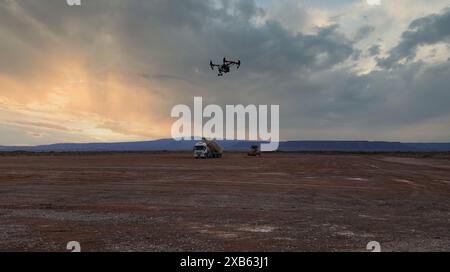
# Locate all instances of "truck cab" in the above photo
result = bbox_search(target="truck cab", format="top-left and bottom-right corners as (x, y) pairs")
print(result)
(193, 142), (209, 159)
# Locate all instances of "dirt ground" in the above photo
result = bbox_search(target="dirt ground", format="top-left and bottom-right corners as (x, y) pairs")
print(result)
(0, 152), (449, 252)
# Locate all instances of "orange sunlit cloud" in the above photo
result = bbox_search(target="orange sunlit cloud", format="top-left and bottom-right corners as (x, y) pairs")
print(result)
(0, 54), (172, 145)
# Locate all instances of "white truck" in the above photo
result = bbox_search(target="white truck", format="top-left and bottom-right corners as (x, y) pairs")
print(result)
(193, 138), (223, 159)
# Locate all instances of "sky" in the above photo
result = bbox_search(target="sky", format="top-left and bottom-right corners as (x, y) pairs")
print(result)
(1, 0), (450, 145)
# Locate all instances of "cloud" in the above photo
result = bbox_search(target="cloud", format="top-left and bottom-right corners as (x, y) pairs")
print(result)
(26, 131), (45, 138)
(8, 120), (73, 132)
(368, 44), (381, 56)
(0, 0), (450, 144)
(378, 8), (450, 68)
(366, 0), (381, 6)
(354, 25), (376, 41)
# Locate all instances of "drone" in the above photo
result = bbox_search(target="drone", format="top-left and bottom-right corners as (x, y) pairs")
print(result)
(210, 57), (241, 76)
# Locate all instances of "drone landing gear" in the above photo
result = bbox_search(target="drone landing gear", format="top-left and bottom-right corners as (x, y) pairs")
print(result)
(218, 73), (223, 76)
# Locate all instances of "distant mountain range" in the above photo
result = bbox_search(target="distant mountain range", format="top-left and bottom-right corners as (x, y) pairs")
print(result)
(1, 139), (450, 152)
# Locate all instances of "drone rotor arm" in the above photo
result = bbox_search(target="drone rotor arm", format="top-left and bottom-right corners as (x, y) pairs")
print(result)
(210, 61), (220, 70)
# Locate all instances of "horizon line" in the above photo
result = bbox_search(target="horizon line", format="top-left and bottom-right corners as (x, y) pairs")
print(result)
(2, 138), (450, 147)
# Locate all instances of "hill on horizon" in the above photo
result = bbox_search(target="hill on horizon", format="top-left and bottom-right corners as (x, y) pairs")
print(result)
(1, 139), (450, 152)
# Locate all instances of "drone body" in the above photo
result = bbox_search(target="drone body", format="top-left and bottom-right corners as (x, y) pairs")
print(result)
(210, 57), (241, 76)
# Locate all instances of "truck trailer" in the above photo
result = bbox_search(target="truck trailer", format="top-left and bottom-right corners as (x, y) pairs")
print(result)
(193, 138), (223, 159)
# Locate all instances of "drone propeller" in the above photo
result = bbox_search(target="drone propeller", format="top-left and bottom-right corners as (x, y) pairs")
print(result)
(210, 60), (214, 70)
(237, 60), (241, 69)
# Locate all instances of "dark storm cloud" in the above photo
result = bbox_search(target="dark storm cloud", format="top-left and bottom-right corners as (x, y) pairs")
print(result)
(276, 59), (450, 141)
(378, 7), (450, 68)
(204, 22), (355, 75)
(0, 0), (356, 75)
